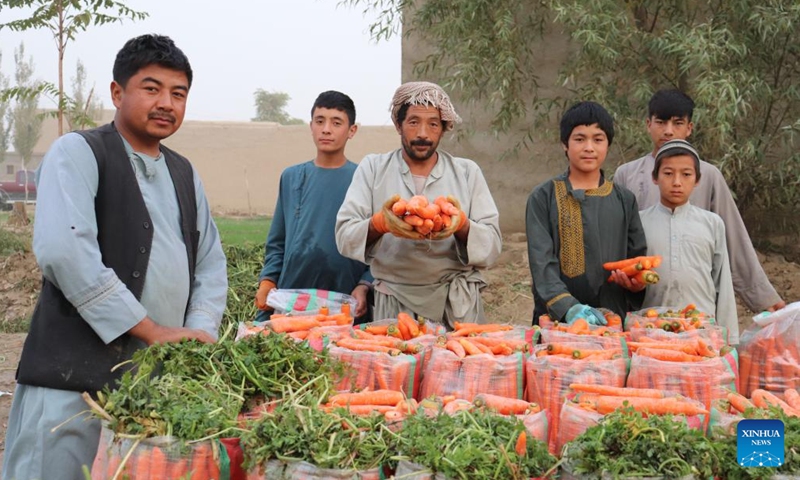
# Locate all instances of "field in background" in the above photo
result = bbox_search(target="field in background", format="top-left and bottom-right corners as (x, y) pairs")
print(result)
(215, 216), (270, 246)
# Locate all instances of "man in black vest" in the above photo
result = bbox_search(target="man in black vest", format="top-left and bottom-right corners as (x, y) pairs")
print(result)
(1, 35), (228, 480)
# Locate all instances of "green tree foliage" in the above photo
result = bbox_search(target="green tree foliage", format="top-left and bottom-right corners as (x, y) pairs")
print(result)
(0, 0), (147, 135)
(252, 89), (304, 125)
(66, 59), (103, 131)
(342, 0), (800, 209)
(11, 43), (43, 176)
(0, 50), (12, 166)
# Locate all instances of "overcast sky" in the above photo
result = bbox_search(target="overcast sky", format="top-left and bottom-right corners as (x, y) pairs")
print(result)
(0, 0), (401, 125)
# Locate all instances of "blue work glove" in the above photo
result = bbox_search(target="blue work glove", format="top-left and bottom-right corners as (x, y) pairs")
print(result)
(565, 304), (608, 326)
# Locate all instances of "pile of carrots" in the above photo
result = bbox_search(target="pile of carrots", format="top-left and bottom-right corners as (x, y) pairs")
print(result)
(538, 312), (623, 331)
(738, 333), (799, 397)
(726, 389), (800, 418)
(534, 342), (626, 361)
(627, 303), (713, 332)
(322, 389), (419, 423)
(627, 336), (718, 361)
(569, 384), (709, 416)
(93, 436), (221, 480)
(356, 312), (435, 340)
(603, 255), (662, 284)
(389, 195), (461, 236)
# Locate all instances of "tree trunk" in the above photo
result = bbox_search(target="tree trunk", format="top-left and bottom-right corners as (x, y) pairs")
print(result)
(9, 201), (29, 226)
(57, 0), (65, 136)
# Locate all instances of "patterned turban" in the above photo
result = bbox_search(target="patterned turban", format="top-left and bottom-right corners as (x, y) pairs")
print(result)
(390, 81), (462, 131)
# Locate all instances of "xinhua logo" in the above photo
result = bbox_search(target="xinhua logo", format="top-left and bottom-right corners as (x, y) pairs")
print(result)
(737, 419), (784, 467)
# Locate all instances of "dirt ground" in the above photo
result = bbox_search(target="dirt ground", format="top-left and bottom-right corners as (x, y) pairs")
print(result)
(1, 231), (799, 470)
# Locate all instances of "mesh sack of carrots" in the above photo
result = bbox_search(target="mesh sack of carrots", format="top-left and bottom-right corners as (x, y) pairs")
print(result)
(626, 344), (738, 408)
(330, 343), (424, 399)
(91, 426), (225, 480)
(447, 321), (537, 354)
(266, 288), (357, 316)
(525, 342), (628, 453)
(554, 397), (604, 455)
(624, 304), (717, 332)
(354, 313), (444, 366)
(419, 341), (527, 401)
(738, 302), (800, 398)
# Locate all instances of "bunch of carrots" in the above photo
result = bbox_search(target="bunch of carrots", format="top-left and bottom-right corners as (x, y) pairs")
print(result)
(534, 342), (626, 361)
(627, 336), (717, 361)
(538, 316), (624, 337)
(322, 389), (419, 423)
(357, 312), (435, 341)
(627, 303), (713, 332)
(726, 389), (800, 418)
(241, 305), (355, 341)
(603, 255), (662, 285)
(389, 195), (461, 236)
(437, 335), (528, 359)
(568, 383), (709, 416)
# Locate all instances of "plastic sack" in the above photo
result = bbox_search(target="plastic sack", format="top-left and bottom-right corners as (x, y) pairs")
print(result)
(419, 347), (526, 401)
(628, 325), (728, 351)
(526, 343), (628, 453)
(626, 350), (738, 407)
(92, 426), (226, 479)
(393, 460), (446, 480)
(738, 302), (800, 397)
(556, 401), (604, 456)
(330, 345), (424, 399)
(517, 409), (550, 444)
(267, 288), (357, 316)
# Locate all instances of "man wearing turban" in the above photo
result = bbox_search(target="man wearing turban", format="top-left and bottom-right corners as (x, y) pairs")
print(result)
(335, 81), (502, 327)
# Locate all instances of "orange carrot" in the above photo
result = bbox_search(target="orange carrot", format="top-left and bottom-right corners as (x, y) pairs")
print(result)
(515, 431), (527, 456)
(594, 396), (708, 416)
(752, 389), (799, 416)
(458, 338), (483, 356)
(336, 338), (402, 355)
(569, 384), (665, 398)
(398, 312), (420, 338)
(189, 443), (211, 480)
(406, 195), (428, 215)
(392, 199), (408, 216)
(364, 325), (389, 335)
(602, 257), (643, 271)
(396, 316), (411, 340)
(785, 389), (800, 411)
(403, 214), (425, 227)
(636, 347), (707, 362)
(474, 393), (538, 414)
(149, 446), (168, 478)
(269, 316), (320, 333)
(727, 392), (756, 414)
(446, 339), (466, 358)
(450, 324), (514, 337)
(133, 451), (150, 479)
(329, 389), (405, 406)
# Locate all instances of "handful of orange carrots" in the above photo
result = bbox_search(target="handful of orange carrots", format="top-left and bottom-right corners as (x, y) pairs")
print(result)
(387, 194), (463, 237)
(603, 255), (662, 284)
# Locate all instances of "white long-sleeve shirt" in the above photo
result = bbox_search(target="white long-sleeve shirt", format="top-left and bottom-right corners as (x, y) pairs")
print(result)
(614, 153), (780, 312)
(640, 202), (738, 344)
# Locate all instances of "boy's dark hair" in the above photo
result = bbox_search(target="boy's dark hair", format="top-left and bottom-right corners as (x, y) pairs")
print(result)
(648, 89), (695, 121)
(560, 101), (615, 146)
(395, 103), (450, 132)
(652, 139), (702, 181)
(113, 34), (193, 88)
(311, 91), (357, 125)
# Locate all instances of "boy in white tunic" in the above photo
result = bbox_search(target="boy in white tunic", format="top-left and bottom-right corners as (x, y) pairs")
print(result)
(640, 139), (738, 344)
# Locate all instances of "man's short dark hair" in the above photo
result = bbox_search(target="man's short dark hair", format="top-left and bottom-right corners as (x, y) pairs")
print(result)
(648, 89), (695, 121)
(559, 101), (615, 146)
(113, 34), (193, 88)
(311, 91), (356, 125)
(395, 103), (450, 132)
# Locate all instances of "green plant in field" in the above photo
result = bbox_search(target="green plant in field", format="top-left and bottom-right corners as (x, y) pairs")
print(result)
(397, 409), (557, 479)
(221, 243), (263, 334)
(565, 407), (718, 478)
(0, 227), (30, 255)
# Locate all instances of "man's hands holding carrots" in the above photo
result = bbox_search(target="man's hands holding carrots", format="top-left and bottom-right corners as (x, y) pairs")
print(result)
(376, 194), (467, 240)
(373, 194), (425, 240)
(604, 255), (661, 293)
